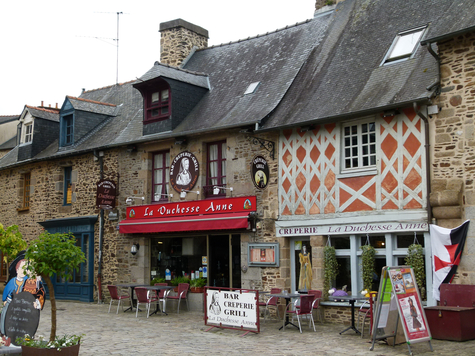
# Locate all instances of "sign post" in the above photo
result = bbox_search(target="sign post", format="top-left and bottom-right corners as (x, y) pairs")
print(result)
(370, 266), (432, 355)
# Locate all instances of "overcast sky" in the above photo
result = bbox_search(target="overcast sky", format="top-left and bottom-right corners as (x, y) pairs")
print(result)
(0, 0), (316, 115)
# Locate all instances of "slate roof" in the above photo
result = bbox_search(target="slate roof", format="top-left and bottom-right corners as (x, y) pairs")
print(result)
(25, 106), (59, 122)
(66, 96), (118, 116)
(138, 63), (209, 89)
(422, 0), (475, 45)
(0, 136), (16, 150)
(260, 0), (452, 130)
(0, 115), (19, 124)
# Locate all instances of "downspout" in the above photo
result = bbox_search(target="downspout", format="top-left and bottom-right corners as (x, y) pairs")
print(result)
(414, 102), (432, 226)
(96, 150), (105, 303)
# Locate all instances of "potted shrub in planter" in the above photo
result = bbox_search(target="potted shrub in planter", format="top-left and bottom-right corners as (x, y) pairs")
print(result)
(15, 231), (85, 355)
(170, 276), (191, 292)
(190, 278), (207, 293)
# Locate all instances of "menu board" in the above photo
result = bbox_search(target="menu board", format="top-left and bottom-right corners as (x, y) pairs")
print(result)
(4, 292), (40, 344)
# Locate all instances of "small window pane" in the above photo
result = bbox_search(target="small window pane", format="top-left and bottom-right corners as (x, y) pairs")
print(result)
(161, 107), (169, 115)
(152, 92), (159, 103)
(388, 29), (424, 60)
(161, 90), (169, 101)
(332, 237), (350, 249)
(152, 109), (159, 117)
(351, 125), (357, 135)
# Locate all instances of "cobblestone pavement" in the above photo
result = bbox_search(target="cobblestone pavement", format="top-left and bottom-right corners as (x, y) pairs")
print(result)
(31, 301), (475, 356)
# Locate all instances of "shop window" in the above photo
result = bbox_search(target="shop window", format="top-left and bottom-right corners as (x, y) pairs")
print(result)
(205, 141), (227, 197)
(20, 172), (31, 210)
(396, 233), (424, 248)
(341, 120), (376, 173)
(152, 151), (170, 202)
(64, 167), (72, 205)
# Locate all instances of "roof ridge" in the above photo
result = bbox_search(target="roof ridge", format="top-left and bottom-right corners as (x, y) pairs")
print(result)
(25, 106), (60, 114)
(0, 115), (19, 118)
(67, 96), (117, 107)
(203, 18), (313, 50)
(152, 61), (208, 77)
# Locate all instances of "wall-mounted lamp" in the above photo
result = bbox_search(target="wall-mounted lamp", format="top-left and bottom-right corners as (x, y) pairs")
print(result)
(126, 144), (137, 153)
(383, 109), (400, 117)
(154, 193), (173, 201)
(126, 196), (145, 205)
(131, 243), (140, 256)
(180, 190), (200, 199)
(213, 186), (233, 196)
(248, 211), (259, 232)
(174, 137), (187, 145)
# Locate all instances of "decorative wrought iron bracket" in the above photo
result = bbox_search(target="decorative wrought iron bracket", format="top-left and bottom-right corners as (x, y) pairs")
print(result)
(248, 136), (275, 160)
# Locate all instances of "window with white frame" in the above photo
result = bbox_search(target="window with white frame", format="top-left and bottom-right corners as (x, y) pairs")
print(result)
(342, 120), (376, 171)
(331, 232), (427, 299)
(384, 27), (425, 64)
(24, 123), (33, 143)
(152, 150), (170, 202)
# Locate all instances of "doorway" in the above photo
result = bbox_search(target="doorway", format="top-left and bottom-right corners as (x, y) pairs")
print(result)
(290, 237), (312, 292)
(208, 234), (241, 288)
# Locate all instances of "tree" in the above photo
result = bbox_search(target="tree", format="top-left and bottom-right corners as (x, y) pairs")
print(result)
(25, 231), (85, 342)
(0, 224), (27, 276)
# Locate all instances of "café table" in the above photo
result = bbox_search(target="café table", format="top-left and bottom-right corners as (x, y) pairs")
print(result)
(143, 285), (174, 315)
(330, 295), (368, 335)
(269, 292), (309, 330)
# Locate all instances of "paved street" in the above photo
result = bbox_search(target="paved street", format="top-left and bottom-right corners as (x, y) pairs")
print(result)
(22, 300), (474, 355)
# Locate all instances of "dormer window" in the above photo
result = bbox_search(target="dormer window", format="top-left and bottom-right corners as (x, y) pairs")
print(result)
(146, 85), (171, 123)
(384, 26), (425, 64)
(60, 114), (74, 147)
(23, 123), (33, 143)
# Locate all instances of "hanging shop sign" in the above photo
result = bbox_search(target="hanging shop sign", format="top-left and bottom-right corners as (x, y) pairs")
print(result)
(250, 155), (269, 189)
(96, 179), (117, 210)
(170, 151), (199, 192)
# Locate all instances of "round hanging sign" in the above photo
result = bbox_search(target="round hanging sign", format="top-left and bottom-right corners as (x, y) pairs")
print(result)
(170, 151), (200, 193)
(251, 155), (269, 189)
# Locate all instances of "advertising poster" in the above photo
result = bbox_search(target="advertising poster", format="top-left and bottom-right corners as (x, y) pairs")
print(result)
(388, 267), (431, 343)
(205, 288), (259, 333)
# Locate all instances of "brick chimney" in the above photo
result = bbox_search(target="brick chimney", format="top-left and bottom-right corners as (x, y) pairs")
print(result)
(159, 19), (209, 67)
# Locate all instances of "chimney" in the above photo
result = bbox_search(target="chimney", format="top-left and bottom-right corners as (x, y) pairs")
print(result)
(159, 19), (208, 67)
(315, 0), (341, 11)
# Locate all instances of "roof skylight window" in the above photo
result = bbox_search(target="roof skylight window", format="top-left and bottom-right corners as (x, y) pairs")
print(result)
(244, 82), (260, 95)
(384, 27), (425, 64)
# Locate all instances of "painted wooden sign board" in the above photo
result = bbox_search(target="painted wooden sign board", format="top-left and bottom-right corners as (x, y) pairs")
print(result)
(4, 292), (40, 345)
(371, 266), (432, 355)
(204, 287), (260, 335)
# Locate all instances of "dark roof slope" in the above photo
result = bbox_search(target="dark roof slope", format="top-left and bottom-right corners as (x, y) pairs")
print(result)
(0, 115), (19, 124)
(25, 106), (59, 122)
(0, 136), (16, 150)
(261, 0), (450, 129)
(422, 0), (475, 44)
(176, 10), (334, 134)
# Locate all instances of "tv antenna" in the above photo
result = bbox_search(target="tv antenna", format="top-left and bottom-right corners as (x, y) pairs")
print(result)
(85, 11), (126, 85)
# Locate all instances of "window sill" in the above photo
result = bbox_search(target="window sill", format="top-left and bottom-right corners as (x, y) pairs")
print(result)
(337, 168), (377, 179)
(17, 207), (29, 212)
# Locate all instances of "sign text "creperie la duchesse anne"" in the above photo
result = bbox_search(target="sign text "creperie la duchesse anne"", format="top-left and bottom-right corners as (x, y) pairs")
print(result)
(126, 196), (256, 219)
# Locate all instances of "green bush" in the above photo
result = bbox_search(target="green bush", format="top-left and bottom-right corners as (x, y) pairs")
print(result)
(170, 276), (191, 286)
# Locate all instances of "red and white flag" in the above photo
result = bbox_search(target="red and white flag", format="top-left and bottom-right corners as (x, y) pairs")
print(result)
(430, 220), (470, 301)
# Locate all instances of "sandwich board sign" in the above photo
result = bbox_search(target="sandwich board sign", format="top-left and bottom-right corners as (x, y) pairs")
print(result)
(370, 266), (432, 355)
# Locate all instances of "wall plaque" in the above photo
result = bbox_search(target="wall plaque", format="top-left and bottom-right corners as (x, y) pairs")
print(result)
(170, 151), (200, 193)
(251, 155), (269, 189)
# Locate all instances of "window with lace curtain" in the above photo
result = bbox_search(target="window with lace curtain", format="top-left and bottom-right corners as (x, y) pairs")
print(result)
(152, 150), (170, 202)
(206, 141), (226, 197)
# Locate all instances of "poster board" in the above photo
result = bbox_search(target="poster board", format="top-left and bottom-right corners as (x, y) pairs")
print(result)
(371, 266), (432, 353)
(248, 243), (279, 266)
(204, 287), (260, 335)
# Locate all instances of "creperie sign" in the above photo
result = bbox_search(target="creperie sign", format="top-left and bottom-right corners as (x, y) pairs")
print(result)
(126, 196), (256, 219)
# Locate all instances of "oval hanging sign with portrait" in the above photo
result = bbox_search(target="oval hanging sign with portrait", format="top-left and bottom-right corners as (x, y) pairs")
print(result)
(251, 155), (269, 189)
(170, 151), (200, 193)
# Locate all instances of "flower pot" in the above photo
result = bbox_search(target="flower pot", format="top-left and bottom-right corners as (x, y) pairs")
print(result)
(21, 343), (80, 356)
(190, 286), (204, 293)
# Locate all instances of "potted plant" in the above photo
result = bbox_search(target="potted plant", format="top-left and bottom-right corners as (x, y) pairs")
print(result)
(16, 231), (85, 355)
(190, 278), (207, 293)
(150, 277), (167, 286)
(323, 245), (338, 300)
(360, 244), (376, 292)
(405, 243), (426, 299)
(170, 276), (191, 292)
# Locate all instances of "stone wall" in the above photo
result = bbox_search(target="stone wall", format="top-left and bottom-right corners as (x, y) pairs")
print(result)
(159, 19), (208, 67)
(430, 30), (475, 284)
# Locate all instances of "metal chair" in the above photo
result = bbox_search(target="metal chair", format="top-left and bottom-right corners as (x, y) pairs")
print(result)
(154, 282), (171, 313)
(167, 283), (189, 313)
(308, 289), (324, 323)
(283, 295), (316, 333)
(107, 285), (131, 314)
(357, 291), (377, 337)
(258, 288), (281, 323)
(135, 287), (159, 318)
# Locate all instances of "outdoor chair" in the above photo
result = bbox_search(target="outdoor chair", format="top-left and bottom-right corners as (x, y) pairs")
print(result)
(283, 294), (316, 333)
(135, 287), (159, 318)
(107, 285), (131, 314)
(154, 282), (171, 313)
(357, 291), (377, 337)
(308, 289), (324, 323)
(258, 288), (281, 323)
(167, 283), (189, 313)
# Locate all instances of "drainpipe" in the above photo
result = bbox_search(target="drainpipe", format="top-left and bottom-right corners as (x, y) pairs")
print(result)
(96, 150), (105, 303)
(414, 102), (432, 225)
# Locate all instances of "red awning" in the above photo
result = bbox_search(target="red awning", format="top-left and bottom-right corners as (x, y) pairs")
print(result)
(119, 212), (250, 234)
